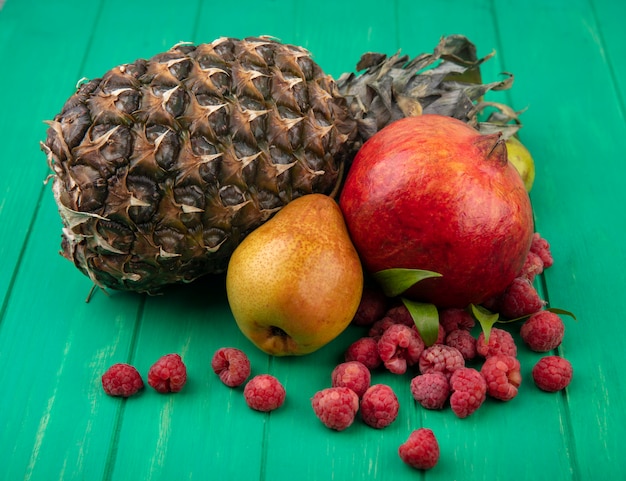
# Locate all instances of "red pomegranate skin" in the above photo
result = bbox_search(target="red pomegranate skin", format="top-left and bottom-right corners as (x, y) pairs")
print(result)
(339, 114), (534, 308)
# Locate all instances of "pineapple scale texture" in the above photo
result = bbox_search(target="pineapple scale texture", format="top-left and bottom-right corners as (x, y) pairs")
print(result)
(43, 37), (358, 292)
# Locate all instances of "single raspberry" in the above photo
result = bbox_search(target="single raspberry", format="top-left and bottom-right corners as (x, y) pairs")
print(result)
(519, 250), (544, 282)
(211, 347), (251, 387)
(344, 337), (382, 370)
(532, 356), (573, 392)
(148, 353), (187, 393)
(530, 232), (554, 268)
(410, 372), (450, 410)
(419, 344), (464, 379)
(368, 316), (397, 340)
(449, 367), (487, 418)
(439, 308), (475, 333)
(432, 324), (446, 345)
(476, 327), (517, 358)
(481, 355), (521, 401)
(398, 428), (440, 470)
(331, 361), (371, 398)
(498, 277), (546, 319)
(385, 304), (415, 326)
(244, 374), (286, 412)
(351, 286), (388, 326)
(360, 384), (399, 429)
(102, 363), (144, 397)
(311, 387), (359, 431)
(378, 324), (424, 374)
(520, 311), (565, 352)
(445, 329), (477, 361)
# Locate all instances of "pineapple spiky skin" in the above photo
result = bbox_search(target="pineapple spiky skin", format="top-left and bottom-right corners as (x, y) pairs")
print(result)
(42, 35), (518, 293)
(43, 37), (358, 292)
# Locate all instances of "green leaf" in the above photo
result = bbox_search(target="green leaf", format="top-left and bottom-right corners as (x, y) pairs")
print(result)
(482, 306), (578, 326)
(469, 304), (500, 343)
(372, 268), (442, 298)
(546, 307), (577, 321)
(401, 298), (440, 346)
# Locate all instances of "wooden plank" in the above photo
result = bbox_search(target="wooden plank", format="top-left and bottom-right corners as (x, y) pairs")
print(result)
(0, 196), (144, 480)
(493, 0), (626, 478)
(0, 0), (102, 314)
(585, 0), (626, 114)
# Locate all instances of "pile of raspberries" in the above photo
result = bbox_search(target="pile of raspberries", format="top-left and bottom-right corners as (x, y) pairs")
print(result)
(100, 233), (573, 471)
(345, 232), (573, 423)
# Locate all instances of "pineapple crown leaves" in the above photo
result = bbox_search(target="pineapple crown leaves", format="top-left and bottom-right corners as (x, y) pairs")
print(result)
(336, 35), (519, 143)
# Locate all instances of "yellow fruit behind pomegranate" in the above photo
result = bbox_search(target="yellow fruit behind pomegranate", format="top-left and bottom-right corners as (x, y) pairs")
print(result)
(226, 194), (364, 356)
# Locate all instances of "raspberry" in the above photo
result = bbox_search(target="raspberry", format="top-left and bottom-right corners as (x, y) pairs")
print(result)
(398, 428), (439, 470)
(360, 384), (399, 429)
(378, 324), (424, 374)
(530, 232), (554, 268)
(102, 363), (144, 397)
(211, 347), (251, 387)
(419, 344), (464, 379)
(520, 311), (565, 352)
(368, 304), (416, 339)
(439, 308), (475, 333)
(368, 316), (397, 340)
(311, 387), (359, 431)
(433, 324), (446, 345)
(445, 329), (477, 361)
(148, 353), (187, 393)
(449, 367), (487, 418)
(385, 304), (415, 326)
(532, 356), (573, 392)
(476, 327), (517, 358)
(519, 250), (544, 282)
(481, 355), (521, 401)
(244, 374), (286, 412)
(351, 286), (388, 326)
(344, 337), (382, 370)
(410, 372), (450, 410)
(498, 277), (546, 319)
(331, 361), (371, 398)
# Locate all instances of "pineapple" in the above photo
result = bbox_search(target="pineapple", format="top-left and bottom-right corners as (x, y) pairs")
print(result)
(42, 35), (517, 293)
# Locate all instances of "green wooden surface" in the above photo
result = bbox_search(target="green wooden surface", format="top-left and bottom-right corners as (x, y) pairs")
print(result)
(1, 0), (625, 479)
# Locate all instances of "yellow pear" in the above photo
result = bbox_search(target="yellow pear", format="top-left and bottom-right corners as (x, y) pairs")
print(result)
(226, 194), (364, 356)
(506, 135), (536, 192)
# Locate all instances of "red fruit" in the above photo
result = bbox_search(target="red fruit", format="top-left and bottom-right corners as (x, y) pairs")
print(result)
(339, 114), (534, 308)
(520, 311), (565, 352)
(148, 353), (187, 393)
(211, 347), (251, 387)
(344, 337), (382, 369)
(481, 355), (522, 401)
(532, 356), (573, 392)
(449, 367), (487, 418)
(102, 363), (144, 397)
(311, 387), (360, 431)
(351, 286), (389, 326)
(244, 374), (286, 412)
(331, 361), (371, 398)
(360, 384), (400, 429)
(377, 324), (424, 375)
(398, 428), (440, 470)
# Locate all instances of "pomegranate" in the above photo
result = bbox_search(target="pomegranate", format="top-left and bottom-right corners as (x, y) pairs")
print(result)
(339, 114), (534, 308)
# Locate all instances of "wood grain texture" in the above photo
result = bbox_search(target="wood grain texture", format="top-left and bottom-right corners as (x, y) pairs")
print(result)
(1, 0), (625, 479)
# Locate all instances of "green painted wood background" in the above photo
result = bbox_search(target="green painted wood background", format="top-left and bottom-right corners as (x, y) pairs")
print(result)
(1, 0), (625, 479)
